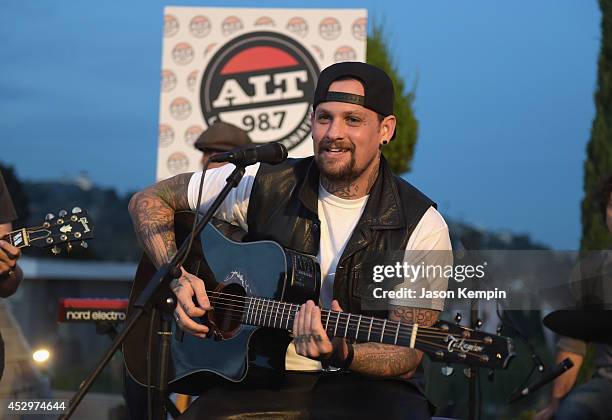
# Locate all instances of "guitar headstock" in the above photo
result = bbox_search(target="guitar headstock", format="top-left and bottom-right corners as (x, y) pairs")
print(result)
(7, 207), (94, 255)
(420, 321), (515, 370)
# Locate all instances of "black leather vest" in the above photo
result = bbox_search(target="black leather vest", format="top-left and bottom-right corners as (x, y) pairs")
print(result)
(245, 155), (435, 316)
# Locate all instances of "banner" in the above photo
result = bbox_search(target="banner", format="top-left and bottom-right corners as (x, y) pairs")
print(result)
(156, 7), (367, 180)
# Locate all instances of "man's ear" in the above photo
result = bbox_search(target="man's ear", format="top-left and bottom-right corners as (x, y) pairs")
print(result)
(380, 115), (397, 145)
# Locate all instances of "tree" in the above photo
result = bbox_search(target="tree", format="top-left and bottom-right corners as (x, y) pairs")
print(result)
(367, 24), (418, 174)
(581, 0), (612, 250)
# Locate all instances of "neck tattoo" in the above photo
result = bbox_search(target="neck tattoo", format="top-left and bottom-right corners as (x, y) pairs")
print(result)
(321, 160), (380, 200)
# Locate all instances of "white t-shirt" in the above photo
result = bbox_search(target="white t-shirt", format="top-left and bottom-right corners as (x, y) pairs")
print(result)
(187, 162), (452, 371)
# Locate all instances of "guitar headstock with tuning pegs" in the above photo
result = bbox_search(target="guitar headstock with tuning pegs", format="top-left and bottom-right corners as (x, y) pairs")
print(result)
(424, 320), (516, 370)
(2, 207), (94, 255)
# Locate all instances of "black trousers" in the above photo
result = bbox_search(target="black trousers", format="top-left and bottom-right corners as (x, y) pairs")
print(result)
(124, 369), (433, 420)
(177, 371), (433, 420)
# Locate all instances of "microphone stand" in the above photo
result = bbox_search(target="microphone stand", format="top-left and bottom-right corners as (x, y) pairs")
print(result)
(467, 301), (479, 420)
(60, 164), (247, 420)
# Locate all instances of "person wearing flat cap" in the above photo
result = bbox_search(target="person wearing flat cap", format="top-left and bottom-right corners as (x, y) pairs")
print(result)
(129, 62), (451, 419)
(193, 121), (253, 169)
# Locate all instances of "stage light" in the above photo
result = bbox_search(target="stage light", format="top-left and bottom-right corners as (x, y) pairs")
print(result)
(33, 348), (50, 363)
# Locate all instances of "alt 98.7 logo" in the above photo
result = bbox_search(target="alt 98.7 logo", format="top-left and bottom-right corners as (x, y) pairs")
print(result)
(200, 31), (320, 151)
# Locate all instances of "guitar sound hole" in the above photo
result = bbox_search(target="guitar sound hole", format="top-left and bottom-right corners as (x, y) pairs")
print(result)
(211, 283), (246, 335)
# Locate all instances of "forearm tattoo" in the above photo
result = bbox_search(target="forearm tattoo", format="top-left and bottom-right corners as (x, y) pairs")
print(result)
(350, 307), (440, 377)
(391, 307), (439, 327)
(128, 173), (193, 268)
(352, 343), (420, 377)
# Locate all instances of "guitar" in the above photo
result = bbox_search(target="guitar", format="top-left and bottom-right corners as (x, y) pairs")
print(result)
(124, 213), (515, 395)
(2, 207), (94, 254)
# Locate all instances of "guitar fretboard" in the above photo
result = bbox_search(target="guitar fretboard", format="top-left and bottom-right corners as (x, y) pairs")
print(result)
(241, 296), (418, 348)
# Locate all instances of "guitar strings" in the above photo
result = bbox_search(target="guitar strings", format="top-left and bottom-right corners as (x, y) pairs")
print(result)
(205, 293), (489, 342)
(193, 293), (492, 344)
(201, 308), (489, 347)
(186, 302), (490, 361)
(202, 289), (464, 336)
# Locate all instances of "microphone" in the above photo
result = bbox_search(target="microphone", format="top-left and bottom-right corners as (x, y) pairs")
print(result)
(509, 358), (574, 402)
(210, 143), (288, 166)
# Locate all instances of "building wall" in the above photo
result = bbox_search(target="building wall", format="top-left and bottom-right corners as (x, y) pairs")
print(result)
(9, 273), (134, 394)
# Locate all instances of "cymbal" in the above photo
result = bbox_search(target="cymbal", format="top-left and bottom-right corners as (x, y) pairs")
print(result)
(543, 310), (612, 344)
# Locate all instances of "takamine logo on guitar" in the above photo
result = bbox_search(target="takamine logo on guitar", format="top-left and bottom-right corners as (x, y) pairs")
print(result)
(445, 335), (485, 354)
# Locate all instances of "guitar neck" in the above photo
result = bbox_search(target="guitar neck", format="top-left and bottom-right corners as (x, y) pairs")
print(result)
(242, 296), (423, 349)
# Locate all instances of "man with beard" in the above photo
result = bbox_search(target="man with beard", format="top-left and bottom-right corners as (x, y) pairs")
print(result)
(128, 62), (451, 418)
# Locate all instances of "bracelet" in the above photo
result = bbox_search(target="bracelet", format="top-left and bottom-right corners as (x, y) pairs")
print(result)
(341, 342), (354, 371)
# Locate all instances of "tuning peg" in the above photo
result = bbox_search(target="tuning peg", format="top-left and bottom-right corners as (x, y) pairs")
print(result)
(440, 365), (454, 376)
(45, 213), (55, 221)
(51, 246), (61, 255)
(488, 369), (495, 382)
(66, 243), (73, 253)
(71, 207), (82, 214)
(454, 313), (462, 324)
(475, 319), (483, 330)
(463, 367), (473, 378)
(58, 209), (68, 217)
(496, 324), (503, 335)
(80, 241), (88, 249)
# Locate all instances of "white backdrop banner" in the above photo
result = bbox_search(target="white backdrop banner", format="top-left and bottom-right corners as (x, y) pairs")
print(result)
(156, 7), (367, 180)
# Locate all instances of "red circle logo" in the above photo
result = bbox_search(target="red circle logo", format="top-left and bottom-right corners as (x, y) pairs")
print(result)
(286, 17), (308, 38)
(167, 152), (190, 174)
(184, 125), (204, 146)
(172, 42), (194, 65)
(254, 16), (275, 27)
(189, 15), (211, 38)
(164, 15), (179, 37)
(319, 17), (341, 41)
(334, 46), (357, 62)
(352, 17), (367, 41)
(161, 70), (177, 92)
(222, 16), (244, 36)
(170, 97), (192, 120)
(159, 124), (175, 147)
(200, 32), (319, 151)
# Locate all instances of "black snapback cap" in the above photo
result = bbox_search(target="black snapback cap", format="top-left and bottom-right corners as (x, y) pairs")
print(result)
(313, 61), (395, 117)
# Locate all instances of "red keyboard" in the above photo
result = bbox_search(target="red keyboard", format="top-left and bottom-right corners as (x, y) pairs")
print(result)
(58, 298), (129, 323)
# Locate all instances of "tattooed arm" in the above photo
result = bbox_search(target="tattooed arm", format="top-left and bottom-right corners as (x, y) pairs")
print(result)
(348, 306), (439, 378)
(294, 301), (440, 378)
(128, 173), (193, 268)
(128, 173), (210, 337)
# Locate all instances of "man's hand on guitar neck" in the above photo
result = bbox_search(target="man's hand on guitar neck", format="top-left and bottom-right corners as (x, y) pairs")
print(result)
(0, 224), (23, 298)
(293, 300), (349, 365)
(0, 239), (20, 279)
(171, 267), (212, 337)
(293, 300), (440, 378)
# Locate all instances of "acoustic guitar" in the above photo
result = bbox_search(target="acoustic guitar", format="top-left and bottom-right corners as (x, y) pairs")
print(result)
(123, 212), (514, 395)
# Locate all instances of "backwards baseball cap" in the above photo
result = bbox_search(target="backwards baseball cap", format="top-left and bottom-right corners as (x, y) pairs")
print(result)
(194, 121), (252, 152)
(314, 61), (395, 117)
